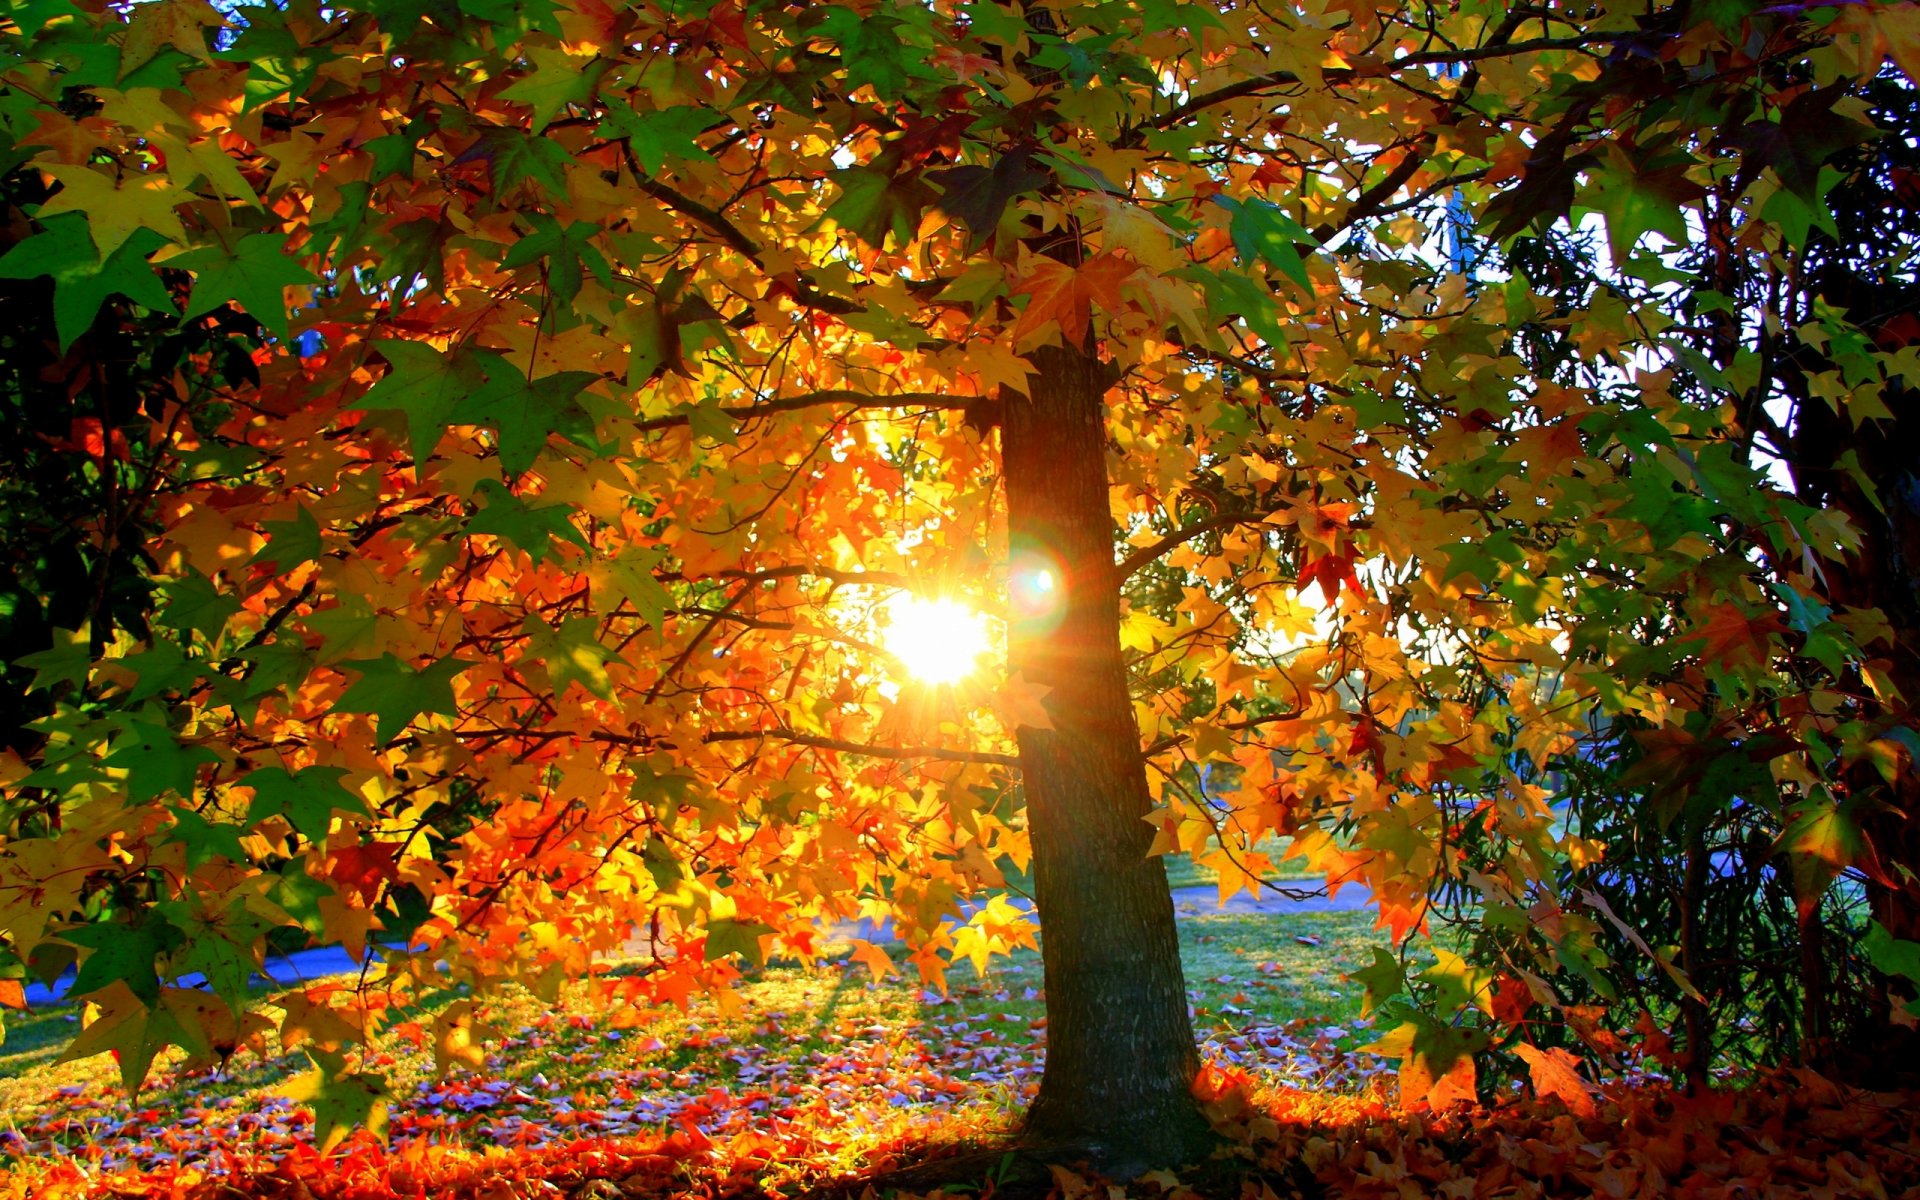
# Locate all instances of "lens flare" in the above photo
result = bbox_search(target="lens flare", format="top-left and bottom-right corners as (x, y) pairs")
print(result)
(881, 596), (991, 684)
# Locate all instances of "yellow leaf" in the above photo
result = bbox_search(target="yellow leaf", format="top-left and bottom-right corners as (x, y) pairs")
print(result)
(995, 669), (1054, 731)
(119, 0), (220, 77)
(36, 164), (188, 256)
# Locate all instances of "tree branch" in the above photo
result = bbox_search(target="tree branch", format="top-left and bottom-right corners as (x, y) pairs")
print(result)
(702, 728), (1018, 766)
(705, 563), (917, 591)
(1133, 34), (1623, 142)
(1116, 509), (1272, 579)
(635, 391), (979, 433)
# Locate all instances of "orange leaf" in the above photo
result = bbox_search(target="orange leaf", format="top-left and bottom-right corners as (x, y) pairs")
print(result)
(1513, 1042), (1596, 1117)
(1010, 252), (1139, 346)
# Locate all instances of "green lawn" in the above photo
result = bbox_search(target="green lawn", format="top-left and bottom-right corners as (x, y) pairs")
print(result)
(0, 905), (1391, 1176)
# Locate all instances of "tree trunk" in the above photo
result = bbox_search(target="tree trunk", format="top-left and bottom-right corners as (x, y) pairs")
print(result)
(998, 342), (1214, 1172)
(1784, 265), (1920, 1084)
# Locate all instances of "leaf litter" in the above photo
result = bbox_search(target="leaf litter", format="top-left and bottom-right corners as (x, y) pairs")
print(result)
(2, 968), (1914, 1200)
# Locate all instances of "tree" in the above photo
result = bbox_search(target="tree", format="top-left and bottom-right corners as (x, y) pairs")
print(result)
(1, 0), (1913, 1171)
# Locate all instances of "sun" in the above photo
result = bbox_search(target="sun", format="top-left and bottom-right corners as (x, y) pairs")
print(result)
(881, 595), (991, 684)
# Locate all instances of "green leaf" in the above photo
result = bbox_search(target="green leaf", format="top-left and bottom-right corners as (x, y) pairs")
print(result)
(480, 127), (572, 194)
(497, 212), (611, 309)
(334, 653), (475, 743)
(1350, 946), (1406, 1015)
(705, 918), (774, 966)
(813, 6), (934, 96)
(453, 356), (599, 475)
(824, 165), (935, 250)
(1213, 194), (1315, 290)
(302, 593), (382, 664)
(120, 641), (202, 703)
(603, 545), (673, 628)
(165, 806), (252, 870)
(245, 765), (367, 842)
(960, 1), (1027, 47)
(283, 1066), (392, 1153)
(103, 719), (219, 804)
(352, 340), (489, 470)
(0, 214), (174, 350)
(255, 504), (325, 571)
(268, 860), (334, 937)
(1778, 791), (1872, 914)
(465, 479), (592, 563)
(155, 896), (277, 1012)
(596, 103), (716, 176)
(14, 624), (93, 693)
(497, 44), (606, 132)
(519, 615), (625, 701)
(61, 917), (183, 1005)
(169, 231), (320, 340)
(236, 637), (314, 701)
(1863, 922), (1920, 1014)
(1582, 148), (1702, 261)
(156, 570), (240, 648)
(1418, 947), (1497, 1015)
(1182, 264), (1287, 348)
(363, 133), (417, 183)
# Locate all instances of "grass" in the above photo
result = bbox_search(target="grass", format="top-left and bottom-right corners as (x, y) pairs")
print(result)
(0, 903), (1393, 1181)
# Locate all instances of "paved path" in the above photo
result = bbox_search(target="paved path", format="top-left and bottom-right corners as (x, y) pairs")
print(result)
(817, 878), (1372, 947)
(21, 880), (1372, 1008)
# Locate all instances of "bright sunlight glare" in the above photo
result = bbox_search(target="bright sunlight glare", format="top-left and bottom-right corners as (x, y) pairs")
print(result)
(881, 596), (991, 685)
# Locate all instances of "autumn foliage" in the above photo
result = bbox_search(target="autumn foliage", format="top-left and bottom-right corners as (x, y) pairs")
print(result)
(3, 0), (1920, 1172)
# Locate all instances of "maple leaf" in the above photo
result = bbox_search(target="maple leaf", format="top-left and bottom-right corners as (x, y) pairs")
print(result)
(164, 805), (250, 869)
(282, 1065), (391, 1153)
(102, 719), (220, 804)
(598, 545), (673, 629)
(1684, 604), (1786, 670)
(1212, 194), (1316, 291)
(1513, 1043), (1596, 1117)
(995, 670), (1055, 731)
(34, 164), (188, 256)
(1351, 946), (1407, 1015)
(452, 356), (600, 476)
(519, 615), (625, 700)
(825, 164), (936, 250)
(169, 231), (321, 340)
(13, 624), (92, 693)
(497, 43), (605, 132)
(352, 340), (489, 470)
(465, 479), (592, 563)
(57, 982), (210, 1093)
(847, 938), (895, 981)
(929, 146), (1050, 249)
(497, 212), (613, 309)
(117, 0), (219, 77)
(1010, 252), (1139, 347)
(244, 766), (367, 842)
(597, 103), (717, 176)
(334, 653), (475, 743)
(429, 999), (496, 1075)
(0, 214), (174, 350)
(59, 915), (183, 1005)
(705, 919), (775, 967)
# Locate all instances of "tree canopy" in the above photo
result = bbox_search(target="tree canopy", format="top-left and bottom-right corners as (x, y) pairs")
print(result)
(2, 0), (1918, 1166)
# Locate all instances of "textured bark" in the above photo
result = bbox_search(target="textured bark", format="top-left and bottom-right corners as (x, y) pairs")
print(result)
(998, 343), (1213, 1171)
